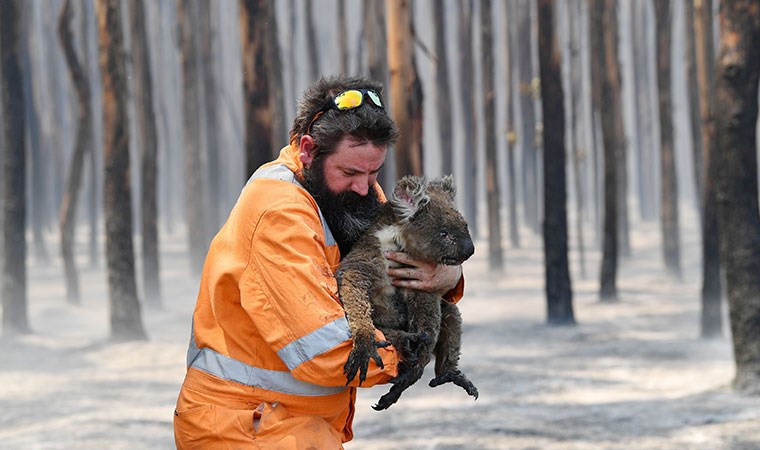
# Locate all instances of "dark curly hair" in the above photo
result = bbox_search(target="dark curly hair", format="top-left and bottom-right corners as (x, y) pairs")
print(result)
(289, 76), (399, 159)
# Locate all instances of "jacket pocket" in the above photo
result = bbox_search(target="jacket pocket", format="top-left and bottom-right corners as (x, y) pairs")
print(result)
(175, 404), (257, 449)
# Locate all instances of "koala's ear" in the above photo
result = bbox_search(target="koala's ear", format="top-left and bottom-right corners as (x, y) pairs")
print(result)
(391, 175), (430, 220)
(429, 175), (457, 203)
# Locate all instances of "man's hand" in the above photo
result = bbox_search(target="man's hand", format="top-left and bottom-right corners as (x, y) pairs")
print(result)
(384, 251), (463, 295)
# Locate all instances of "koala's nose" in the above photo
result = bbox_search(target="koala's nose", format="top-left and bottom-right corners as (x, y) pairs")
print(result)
(460, 237), (475, 261)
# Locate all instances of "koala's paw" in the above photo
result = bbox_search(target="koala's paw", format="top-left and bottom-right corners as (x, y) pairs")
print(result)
(344, 335), (390, 386)
(393, 331), (434, 365)
(429, 369), (479, 400)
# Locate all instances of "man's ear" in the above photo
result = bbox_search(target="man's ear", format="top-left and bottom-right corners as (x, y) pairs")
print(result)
(299, 135), (316, 167)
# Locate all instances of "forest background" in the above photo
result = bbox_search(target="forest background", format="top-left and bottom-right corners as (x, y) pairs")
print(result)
(1, 0), (760, 448)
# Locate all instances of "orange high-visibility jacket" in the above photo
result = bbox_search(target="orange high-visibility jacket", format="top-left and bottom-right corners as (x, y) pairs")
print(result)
(174, 144), (464, 449)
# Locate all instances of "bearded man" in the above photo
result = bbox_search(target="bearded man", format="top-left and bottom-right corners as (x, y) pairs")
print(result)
(173, 76), (465, 449)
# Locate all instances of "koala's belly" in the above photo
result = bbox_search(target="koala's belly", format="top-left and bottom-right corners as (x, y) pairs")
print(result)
(371, 224), (408, 329)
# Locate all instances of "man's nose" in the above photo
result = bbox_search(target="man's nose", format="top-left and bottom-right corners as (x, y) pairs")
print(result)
(351, 178), (370, 196)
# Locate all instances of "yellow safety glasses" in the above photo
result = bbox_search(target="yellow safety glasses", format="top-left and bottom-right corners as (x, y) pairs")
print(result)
(306, 89), (384, 136)
(333, 89), (383, 110)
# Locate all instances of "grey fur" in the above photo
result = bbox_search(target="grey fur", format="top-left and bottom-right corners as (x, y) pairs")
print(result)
(337, 175), (478, 410)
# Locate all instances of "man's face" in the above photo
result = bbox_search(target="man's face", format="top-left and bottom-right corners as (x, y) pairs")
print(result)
(302, 137), (387, 254)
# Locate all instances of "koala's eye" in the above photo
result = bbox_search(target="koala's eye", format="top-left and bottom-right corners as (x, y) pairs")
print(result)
(439, 230), (449, 238)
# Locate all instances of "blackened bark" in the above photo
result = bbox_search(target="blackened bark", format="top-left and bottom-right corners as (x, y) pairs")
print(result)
(177, 0), (207, 276)
(654, 0), (682, 278)
(568, 0), (585, 276)
(518, 0), (540, 233)
(591, 0), (622, 302)
(714, 0), (760, 394)
(239, 0), (274, 178)
(694, 0), (722, 338)
(129, 0), (161, 309)
(387, 0), (423, 177)
(457, 0), (478, 238)
(96, 0), (147, 341)
(58, 0), (93, 305)
(481, 0), (503, 271)
(505, 0), (520, 249)
(1, 0), (31, 335)
(538, 0), (574, 324)
(432, 0), (454, 177)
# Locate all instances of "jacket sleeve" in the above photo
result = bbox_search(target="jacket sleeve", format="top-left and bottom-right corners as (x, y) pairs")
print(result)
(239, 197), (399, 388)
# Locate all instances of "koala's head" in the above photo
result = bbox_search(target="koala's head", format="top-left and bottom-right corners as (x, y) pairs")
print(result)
(391, 175), (475, 265)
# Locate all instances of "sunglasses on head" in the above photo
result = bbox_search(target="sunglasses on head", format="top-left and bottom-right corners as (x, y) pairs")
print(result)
(306, 89), (384, 136)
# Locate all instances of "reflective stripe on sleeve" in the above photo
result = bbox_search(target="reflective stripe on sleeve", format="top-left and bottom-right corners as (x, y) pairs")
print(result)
(186, 328), (347, 397)
(276, 317), (352, 370)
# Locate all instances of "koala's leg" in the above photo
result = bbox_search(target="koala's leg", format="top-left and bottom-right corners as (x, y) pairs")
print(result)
(373, 291), (440, 410)
(338, 268), (389, 386)
(429, 301), (478, 399)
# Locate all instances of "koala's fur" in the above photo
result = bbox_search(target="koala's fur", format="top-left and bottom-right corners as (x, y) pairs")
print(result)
(336, 175), (478, 410)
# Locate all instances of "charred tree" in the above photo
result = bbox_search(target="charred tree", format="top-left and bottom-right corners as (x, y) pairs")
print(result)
(362, 0), (391, 187)
(568, 0), (585, 277)
(517, 0), (540, 234)
(432, 0), (454, 176)
(387, 0), (424, 177)
(239, 0), (274, 178)
(684, 0), (704, 223)
(694, 0), (722, 338)
(95, 0), (147, 341)
(1, 0), (31, 335)
(177, 0), (207, 276)
(129, 0), (161, 309)
(590, 0), (623, 302)
(538, 0), (574, 324)
(58, 0), (92, 305)
(304, 0), (320, 80)
(654, 0), (682, 278)
(481, 0), (503, 271)
(714, 0), (760, 394)
(632, 0), (657, 221)
(505, 0), (520, 249)
(457, 0), (478, 237)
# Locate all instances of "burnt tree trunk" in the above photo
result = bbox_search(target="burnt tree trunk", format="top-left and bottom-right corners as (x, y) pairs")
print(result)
(568, 0), (585, 276)
(239, 0), (274, 178)
(457, 0), (478, 237)
(177, 0), (206, 276)
(505, 0), (520, 248)
(362, 0), (391, 188)
(1, 0), (31, 336)
(517, 0), (540, 233)
(96, 0), (147, 341)
(481, 0), (503, 271)
(632, 0), (657, 221)
(387, 0), (423, 177)
(591, 0), (622, 302)
(684, 0), (704, 223)
(538, 0), (575, 325)
(694, 0), (722, 339)
(714, 0), (760, 394)
(654, 0), (682, 278)
(432, 0), (454, 177)
(58, 0), (93, 305)
(129, 0), (161, 309)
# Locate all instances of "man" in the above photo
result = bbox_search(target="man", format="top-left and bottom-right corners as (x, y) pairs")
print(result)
(174, 76), (465, 449)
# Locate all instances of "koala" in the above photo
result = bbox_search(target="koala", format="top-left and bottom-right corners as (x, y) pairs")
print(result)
(336, 175), (478, 410)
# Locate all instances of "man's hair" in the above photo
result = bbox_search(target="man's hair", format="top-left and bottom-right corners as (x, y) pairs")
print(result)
(290, 75), (399, 159)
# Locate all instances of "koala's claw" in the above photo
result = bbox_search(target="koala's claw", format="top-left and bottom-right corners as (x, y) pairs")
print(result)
(429, 370), (479, 399)
(344, 337), (390, 386)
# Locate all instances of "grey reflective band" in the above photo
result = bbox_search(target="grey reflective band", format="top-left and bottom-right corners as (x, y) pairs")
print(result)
(187, 330), (347, 397)
(247, 164), (336, 247)
(277, 317), (351, 370)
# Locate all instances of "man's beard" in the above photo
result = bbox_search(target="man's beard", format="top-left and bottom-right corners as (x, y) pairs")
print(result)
(302, 158), (382, 256)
